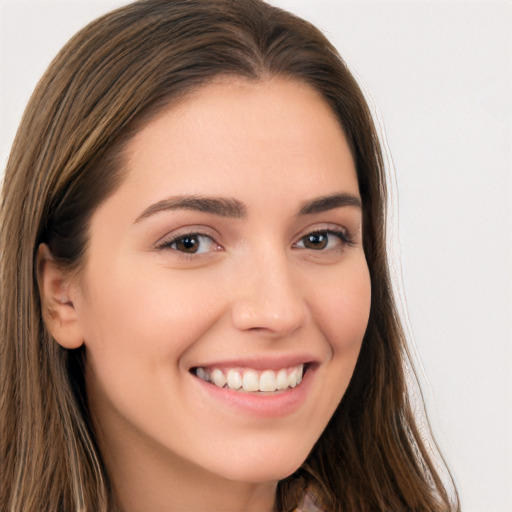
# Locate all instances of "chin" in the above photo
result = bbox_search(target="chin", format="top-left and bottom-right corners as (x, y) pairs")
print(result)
(203, 442), (311, 484)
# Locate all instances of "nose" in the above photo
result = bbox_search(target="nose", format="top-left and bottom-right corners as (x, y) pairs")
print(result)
(230, 251), (309, 337)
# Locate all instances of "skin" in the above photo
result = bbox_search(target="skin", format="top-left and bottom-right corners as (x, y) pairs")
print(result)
(41, 78), (371, 512)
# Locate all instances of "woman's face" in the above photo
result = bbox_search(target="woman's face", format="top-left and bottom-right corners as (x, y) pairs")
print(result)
(71, 78), (371, 484)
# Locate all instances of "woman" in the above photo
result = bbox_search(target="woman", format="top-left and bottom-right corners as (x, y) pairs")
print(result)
(0, 1), (459, 510)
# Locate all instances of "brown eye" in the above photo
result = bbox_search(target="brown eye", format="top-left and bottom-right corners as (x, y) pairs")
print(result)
(295, 229), (349, 251)
(158, 233), (218, 254)
(174, 235), (200, 253)
(303, 232), (328, 250)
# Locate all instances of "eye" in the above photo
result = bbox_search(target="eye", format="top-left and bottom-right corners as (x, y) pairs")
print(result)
(158, 233), (219, 254)
(295, 229), (350, 251)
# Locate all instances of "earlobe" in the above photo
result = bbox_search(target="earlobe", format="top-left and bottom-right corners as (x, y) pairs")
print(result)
(36, 244), (84, 349)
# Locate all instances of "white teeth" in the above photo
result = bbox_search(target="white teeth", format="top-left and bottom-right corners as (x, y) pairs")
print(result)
(195, 364), (305, 392)
(242, 370), (259, 392)
(288, 364), (304, 388)
(259, 370), (276, 392)
(288, 368), (298, 388)
(211, 368), (226, 388)
(276, 369), (289, 390)
(226, 369), (242, 390)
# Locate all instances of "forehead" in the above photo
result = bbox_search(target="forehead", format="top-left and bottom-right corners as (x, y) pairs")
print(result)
(118, 78), (358, 203)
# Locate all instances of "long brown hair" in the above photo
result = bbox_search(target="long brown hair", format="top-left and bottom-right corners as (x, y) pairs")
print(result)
(1, 1), (459, 510)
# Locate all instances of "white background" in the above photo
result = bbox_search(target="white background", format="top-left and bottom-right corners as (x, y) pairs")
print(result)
(1, 1), (511, 511)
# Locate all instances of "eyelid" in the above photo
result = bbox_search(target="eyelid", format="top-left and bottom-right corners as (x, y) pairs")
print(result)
(293, 224), (353, 246)
(154, 226), (222, 252)
(152, 222), (356, 255)
(295, 230), (349, 250)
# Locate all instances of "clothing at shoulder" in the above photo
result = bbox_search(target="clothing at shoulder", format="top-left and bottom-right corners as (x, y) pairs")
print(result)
(294, 491), (324, 512)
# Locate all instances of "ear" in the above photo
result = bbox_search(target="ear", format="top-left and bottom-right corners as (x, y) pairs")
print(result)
(36, 244), (84, 349)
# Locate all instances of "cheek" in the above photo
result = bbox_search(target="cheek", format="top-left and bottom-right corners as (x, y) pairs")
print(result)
(76, 265), (224, 378)
(310, 258), (371, 357)
(77, 267), (227, 439)
(299, 258), (371, 443)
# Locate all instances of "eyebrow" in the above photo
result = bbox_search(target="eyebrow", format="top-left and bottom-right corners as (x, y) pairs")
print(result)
(297, 193), (362, 215)
(135, 191), (362, 224)
(134, 195), (247, 223)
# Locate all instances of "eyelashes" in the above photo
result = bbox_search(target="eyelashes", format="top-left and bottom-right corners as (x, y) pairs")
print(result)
(156, 227), (354, 257)
(156, 232), (221, 255)
(293, 229), (352, 251)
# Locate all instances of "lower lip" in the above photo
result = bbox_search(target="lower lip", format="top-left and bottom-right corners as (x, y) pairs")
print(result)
(191, 366), (315, 418)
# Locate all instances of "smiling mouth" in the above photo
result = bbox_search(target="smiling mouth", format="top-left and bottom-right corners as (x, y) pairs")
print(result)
(191, 364), (306, 393)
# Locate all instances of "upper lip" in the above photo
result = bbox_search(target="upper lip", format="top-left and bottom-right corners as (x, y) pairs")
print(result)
(189, 354), (320, 372)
